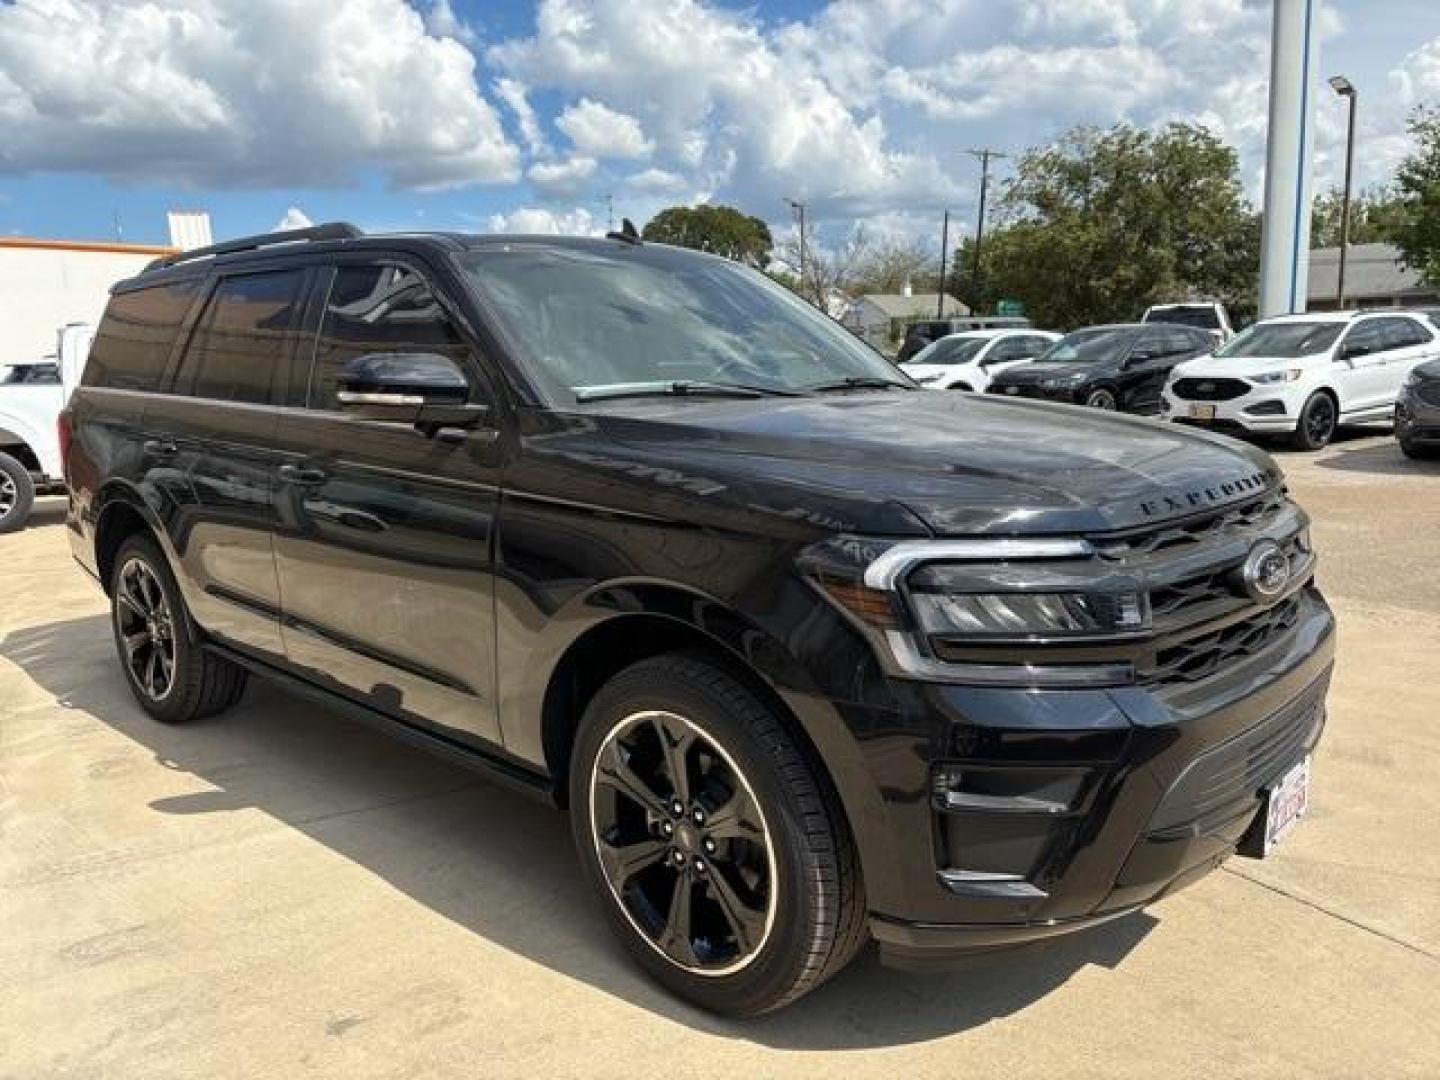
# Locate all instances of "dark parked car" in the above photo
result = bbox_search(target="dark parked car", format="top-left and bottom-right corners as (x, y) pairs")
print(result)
(986, 323), (1215, 413)
(896, 316), (1031, 362)
(62, 224), (1333, 1016)
(1396, 358), (1440, 458)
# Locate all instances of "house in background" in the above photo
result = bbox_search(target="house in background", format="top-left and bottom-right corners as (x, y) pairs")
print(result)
(1308, 243), (1440, 311)
(841, 288), (969, 351)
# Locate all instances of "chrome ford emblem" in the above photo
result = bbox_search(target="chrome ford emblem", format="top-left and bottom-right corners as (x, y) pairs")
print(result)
(1237, 539), (1291, 605)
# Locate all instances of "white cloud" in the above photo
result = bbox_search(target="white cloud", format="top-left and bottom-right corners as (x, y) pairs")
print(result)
(422, 0), (476, 45)
(495, 77), (550, 158)
(0, 0), (519, 190)
(556, 98), (654, 159)
(527, 154), (598, 197)
(487, 206), (602, 235)
(623, 167), (690, 196)
(275, 206), (314, 231)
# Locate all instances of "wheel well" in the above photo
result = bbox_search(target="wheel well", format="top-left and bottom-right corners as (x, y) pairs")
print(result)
(94, 502), (152, 594)
(541, 614), (827, 808)
(0, 440), (41, 474)
(949, 382), (973, 392)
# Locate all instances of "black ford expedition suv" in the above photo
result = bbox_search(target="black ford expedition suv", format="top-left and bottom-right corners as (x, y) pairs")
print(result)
(62, 224), (1333, 1016)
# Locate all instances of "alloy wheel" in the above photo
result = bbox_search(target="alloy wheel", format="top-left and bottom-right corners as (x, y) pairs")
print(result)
(115, 557), (177, 701)
(1087, 389), (1117, 410)
(1306, 396), (1336, 447)
(0, 474), (14, 519)
(589, 710), (777, 976)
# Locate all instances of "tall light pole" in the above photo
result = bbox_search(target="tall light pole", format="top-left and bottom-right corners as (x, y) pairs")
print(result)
(785, 198), (810, 306)
(1329, 75), (1357, 309)
(966, 149), (1006, 306)
(936, 209), (950, 318)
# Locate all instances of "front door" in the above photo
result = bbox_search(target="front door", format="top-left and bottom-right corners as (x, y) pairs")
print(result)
(273, 258), (505, 748)
(1333, 320), (1395, 417)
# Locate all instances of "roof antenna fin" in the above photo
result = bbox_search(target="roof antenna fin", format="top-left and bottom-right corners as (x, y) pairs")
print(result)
(607, 217), (641, 245)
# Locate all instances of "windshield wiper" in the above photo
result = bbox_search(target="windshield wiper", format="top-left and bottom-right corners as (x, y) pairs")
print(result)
(806, 376), (915, 392)
(574, 380), (805, 402)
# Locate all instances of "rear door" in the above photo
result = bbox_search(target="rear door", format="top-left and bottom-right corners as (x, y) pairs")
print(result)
(1333, 319), (1394, 417)
(1120, 328), (1190, 412)
(140, 267), (313, 663)
(272, 256), (505, 747)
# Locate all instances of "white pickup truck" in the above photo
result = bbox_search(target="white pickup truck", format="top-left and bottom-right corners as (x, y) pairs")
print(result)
(0, 323), (92, 532)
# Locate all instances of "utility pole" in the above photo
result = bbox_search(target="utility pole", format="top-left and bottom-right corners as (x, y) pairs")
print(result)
(785, 198), (811, 306)
(936, 209), (950, 319)
(1329, 76), (1357, 309)
(605, 193), (614, 233)
(966, 149), (1006, 305)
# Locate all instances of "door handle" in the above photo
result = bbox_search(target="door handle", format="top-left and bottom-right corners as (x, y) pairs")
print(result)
(143, 438), (177, 456)
(278, 464), (327, 486)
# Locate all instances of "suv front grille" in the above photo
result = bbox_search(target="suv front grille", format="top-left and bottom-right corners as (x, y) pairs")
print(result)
(1147, 597), (1301, 683)
(1171, 377), (1251, 401)
(1093, 492), (1289, 561)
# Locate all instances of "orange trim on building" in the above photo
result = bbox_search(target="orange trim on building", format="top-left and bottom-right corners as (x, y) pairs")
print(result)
(0, 237), (178, 256)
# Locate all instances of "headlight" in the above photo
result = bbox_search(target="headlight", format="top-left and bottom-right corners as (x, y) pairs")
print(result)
(907, 565), (1149, 639)
(1250, 368), (1303, 384)
(1042, 372), (1087, 388)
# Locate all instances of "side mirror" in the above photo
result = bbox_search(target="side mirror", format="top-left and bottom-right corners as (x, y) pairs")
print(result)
(336, 352), (489, 432)
(1338, 341), (1370, 361)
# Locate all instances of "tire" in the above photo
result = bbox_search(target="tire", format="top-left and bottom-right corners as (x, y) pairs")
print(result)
(0, 451), (36, 534)
(109, 533), (247, 723)
(569, 653), (866, 1016)
(1085, 387), (1118, 410)
(1289, 392), (1338, 451)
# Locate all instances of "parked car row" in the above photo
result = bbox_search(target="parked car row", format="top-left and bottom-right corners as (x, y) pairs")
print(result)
(905, 309), (1440, 457)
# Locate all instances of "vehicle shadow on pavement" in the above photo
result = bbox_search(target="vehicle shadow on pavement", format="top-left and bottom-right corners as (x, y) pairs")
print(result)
(1311, 440), (1440, 476)
(2, 614), (1157, 1049)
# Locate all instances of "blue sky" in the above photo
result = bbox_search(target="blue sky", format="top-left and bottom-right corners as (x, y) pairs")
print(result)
(1, 0), (1437, 248)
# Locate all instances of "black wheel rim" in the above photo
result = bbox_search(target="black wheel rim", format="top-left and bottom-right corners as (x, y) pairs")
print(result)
(589, 710), (776, 976)
(1306, 398), (1335, 445)
(1089, 390), (1116, 410)
(0, 474), (14, 518)
(115, 557), (177, 701)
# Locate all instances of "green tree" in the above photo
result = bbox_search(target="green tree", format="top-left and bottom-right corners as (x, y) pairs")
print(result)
(1311, 185), (1411, 247)
(640, 204), (773, 267)
(1392, 106), (1440, 287)
(952, 123), (1260, 329)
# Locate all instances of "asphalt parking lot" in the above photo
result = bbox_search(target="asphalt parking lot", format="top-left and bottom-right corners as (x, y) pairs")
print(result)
(3, 431), (1439, 1079)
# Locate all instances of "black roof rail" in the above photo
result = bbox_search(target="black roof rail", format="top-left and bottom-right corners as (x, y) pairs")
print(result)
(147, 221), (363, 271)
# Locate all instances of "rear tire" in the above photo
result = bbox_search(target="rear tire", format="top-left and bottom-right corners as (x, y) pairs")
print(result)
(1289, 392), (1338, 450)
(0, 451), (36, 533)
(109, 533), (247, 723)
(569, 653), (866, 1016)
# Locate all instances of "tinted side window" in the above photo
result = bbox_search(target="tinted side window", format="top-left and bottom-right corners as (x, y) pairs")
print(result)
(1342, 322), (1384, 355)
(308, 263), (470, 409)
(172, 270), (307, 404)
(1383, 317), (1431, 348)
(84, 280), (200, 390)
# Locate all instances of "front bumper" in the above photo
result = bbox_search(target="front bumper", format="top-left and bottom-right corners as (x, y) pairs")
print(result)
(797, 585), (1335, 965)
(1396, 390), (1440, 445)
(1161, 379), (1303, 434)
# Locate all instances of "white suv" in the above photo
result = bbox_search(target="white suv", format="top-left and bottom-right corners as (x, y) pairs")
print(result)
(1162, 311), (1440, 450)
(898, 328), (1060, 392)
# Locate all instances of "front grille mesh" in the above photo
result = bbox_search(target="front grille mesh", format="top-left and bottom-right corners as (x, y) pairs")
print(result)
(1094, 492), (1289, 561)
(1147, 598), (1301, 683)
(1172, 377), (1251, 401)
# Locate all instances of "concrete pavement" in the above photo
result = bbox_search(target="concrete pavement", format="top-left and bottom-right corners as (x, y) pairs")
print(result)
(3, 432), (1439, 1078)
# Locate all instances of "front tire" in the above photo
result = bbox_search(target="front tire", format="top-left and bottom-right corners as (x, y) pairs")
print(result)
(569, 653), (866, 1016)
(1290, 392), (1338, 450)
(109, 533), (247, 723)
(1085, 387), (1118, 410)
(0, 451), (36, 533)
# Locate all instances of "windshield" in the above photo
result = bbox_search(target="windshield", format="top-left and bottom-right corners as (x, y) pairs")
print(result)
(1216, 322), (1344, 358)
(1036, 327), (1137, 364)
(1146, 307), (1220, 330)
(903, 337), (986, 366)
(459, 244), (908, 401)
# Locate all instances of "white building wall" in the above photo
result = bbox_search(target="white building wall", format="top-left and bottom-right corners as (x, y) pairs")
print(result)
(0, 242), (169, 363)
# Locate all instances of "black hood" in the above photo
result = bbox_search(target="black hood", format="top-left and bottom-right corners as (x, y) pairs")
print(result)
(990, 361), (1114, 386)
(568, 390), (1280, 537)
